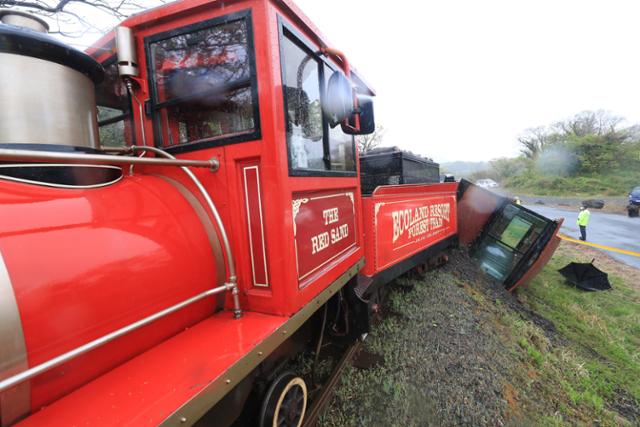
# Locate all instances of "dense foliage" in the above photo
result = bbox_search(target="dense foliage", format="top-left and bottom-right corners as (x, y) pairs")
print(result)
(472, 111), (640, 196)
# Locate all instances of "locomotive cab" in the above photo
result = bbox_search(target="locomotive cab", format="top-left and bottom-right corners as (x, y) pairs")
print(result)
(90, 0), (377, 319)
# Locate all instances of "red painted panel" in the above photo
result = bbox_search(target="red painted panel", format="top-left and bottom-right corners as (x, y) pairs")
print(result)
(508, 219), (564, 292)
(457, 182), (504, 245)
(243, 165), (269, 287)
(0, 176), (222, 411)
(17, 311), (287, 427)
(292, 190), (356, 286)
(375, 195), (457, 270)
(362, 184), (458, 276)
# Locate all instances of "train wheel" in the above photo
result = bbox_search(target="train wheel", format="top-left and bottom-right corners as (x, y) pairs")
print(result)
(413, 262), (428, 278)
(259, 372), (307, 427)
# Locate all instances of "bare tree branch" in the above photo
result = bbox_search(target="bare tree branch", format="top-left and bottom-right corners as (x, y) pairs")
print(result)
(517, 126), (548, 159)
(357, 124), (385, 153)
(0, 0), (163, 37)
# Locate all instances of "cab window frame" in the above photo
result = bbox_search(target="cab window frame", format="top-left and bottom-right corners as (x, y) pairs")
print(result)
(143, 9), (261, 155)
(278, 17), (357, 178)
(96, 55), (136, 148)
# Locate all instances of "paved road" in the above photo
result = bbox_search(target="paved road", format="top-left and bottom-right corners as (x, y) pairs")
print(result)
(524, 205), (640, 269)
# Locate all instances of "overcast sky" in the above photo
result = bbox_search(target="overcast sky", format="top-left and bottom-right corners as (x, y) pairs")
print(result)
(59, 0), (640, 163)
(294, 0), (640, 162)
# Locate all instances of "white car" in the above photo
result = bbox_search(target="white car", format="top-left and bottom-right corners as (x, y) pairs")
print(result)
(475, 179), (499, 188)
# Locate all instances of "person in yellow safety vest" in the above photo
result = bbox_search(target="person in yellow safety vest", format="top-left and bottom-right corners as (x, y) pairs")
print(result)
(577, 205), (591, 241)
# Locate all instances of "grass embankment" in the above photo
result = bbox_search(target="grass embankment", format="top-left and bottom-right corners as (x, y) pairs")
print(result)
(320, 243), (639, 426)
(515, 242), (640, 422)
(503, 170), (640, 197)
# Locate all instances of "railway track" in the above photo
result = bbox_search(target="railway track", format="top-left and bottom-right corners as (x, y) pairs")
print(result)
(302, 339), (362, 427)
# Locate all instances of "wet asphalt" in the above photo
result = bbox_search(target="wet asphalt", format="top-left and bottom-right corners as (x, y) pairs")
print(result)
(525, 204), (640, 270)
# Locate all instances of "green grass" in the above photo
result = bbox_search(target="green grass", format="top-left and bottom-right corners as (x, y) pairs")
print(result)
(473, 240), (640, 425)
(504, 170), (640, 197)
(515, 244), (640, 415)
(321, 245), (639, 425)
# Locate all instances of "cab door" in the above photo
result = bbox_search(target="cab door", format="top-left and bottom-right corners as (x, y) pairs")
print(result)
(277, 18), (365, 310)
(457, 179), (562, 291)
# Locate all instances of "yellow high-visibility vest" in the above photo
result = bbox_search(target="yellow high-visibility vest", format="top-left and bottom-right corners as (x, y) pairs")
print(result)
(577, 209), (590, 226)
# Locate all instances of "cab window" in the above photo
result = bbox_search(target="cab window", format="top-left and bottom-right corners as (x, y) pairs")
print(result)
(96, 58), (134, 147)
(473, 204), (551, 285)
(146, 11), (259, 152)
(280, 24), (356, 176)
(324, 64), (355, 171)
(282, 34), (325, 170)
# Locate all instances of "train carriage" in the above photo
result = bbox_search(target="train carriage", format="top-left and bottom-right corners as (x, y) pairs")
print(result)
(0, 1), (561, 426)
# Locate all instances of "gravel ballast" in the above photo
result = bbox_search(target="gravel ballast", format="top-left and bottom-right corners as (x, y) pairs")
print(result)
(319, 249), (639, 426)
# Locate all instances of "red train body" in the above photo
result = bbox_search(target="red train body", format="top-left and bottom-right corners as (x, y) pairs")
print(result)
(362, 183), (458, 277)
(1, 175), (223, 411)
(0, 1), (561, 425)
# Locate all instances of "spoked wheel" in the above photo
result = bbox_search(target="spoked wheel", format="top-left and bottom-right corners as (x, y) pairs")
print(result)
(259, 372), (308, 427)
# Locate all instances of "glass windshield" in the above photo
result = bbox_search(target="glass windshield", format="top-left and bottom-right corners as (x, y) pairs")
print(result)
(324, 64), (355, 171)
(280, 27), (356, 175)
(95, 60), (133, 147)
(473, 204), (550, 285)
(500, 216), (533, 249)
(282, 35), (325, 170)
(148, 15), (258, 149)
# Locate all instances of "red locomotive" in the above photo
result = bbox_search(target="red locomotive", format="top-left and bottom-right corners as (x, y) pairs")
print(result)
(0, 2), (561, 426)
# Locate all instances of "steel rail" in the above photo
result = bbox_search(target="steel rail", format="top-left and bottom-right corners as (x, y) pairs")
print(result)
(0, 148), (219, 171)
(302, 340), (362, 427)
(0, 283), (234, 394)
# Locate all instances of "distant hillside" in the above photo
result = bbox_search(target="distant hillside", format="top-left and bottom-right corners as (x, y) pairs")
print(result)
(440, 161), (489, 178)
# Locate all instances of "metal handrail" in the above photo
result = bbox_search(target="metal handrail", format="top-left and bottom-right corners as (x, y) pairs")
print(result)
(0, 144), (243, 394)
(124, 145), (241, 319)
(0, 283), (234, 393)
(0, 147), (219, 171)
(0, 144), (239, 315)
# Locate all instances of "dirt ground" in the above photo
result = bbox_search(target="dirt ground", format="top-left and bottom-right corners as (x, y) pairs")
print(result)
(319, 247), (639, 427)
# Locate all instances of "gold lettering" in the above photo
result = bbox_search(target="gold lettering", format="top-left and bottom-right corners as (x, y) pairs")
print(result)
(331, 224), (349, 244)
(311, 232), (330, 254)
(322, 208), (339, 225)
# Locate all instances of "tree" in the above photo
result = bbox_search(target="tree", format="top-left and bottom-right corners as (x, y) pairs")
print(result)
(553, 110), (623, 138)
(517, 126), (549, 159)
(356, 124), (385, 153)
(489, 157), (529, 181)
(0, 0), (166, 36)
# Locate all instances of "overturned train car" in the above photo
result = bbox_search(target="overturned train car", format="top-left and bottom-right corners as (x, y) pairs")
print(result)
(0, 2), (561, 426)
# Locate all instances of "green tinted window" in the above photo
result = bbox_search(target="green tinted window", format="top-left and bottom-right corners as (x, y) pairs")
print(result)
(500, 216), (532, 249)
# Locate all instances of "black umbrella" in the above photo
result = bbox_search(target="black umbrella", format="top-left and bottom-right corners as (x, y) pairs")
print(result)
(558, 260), (612, 291)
